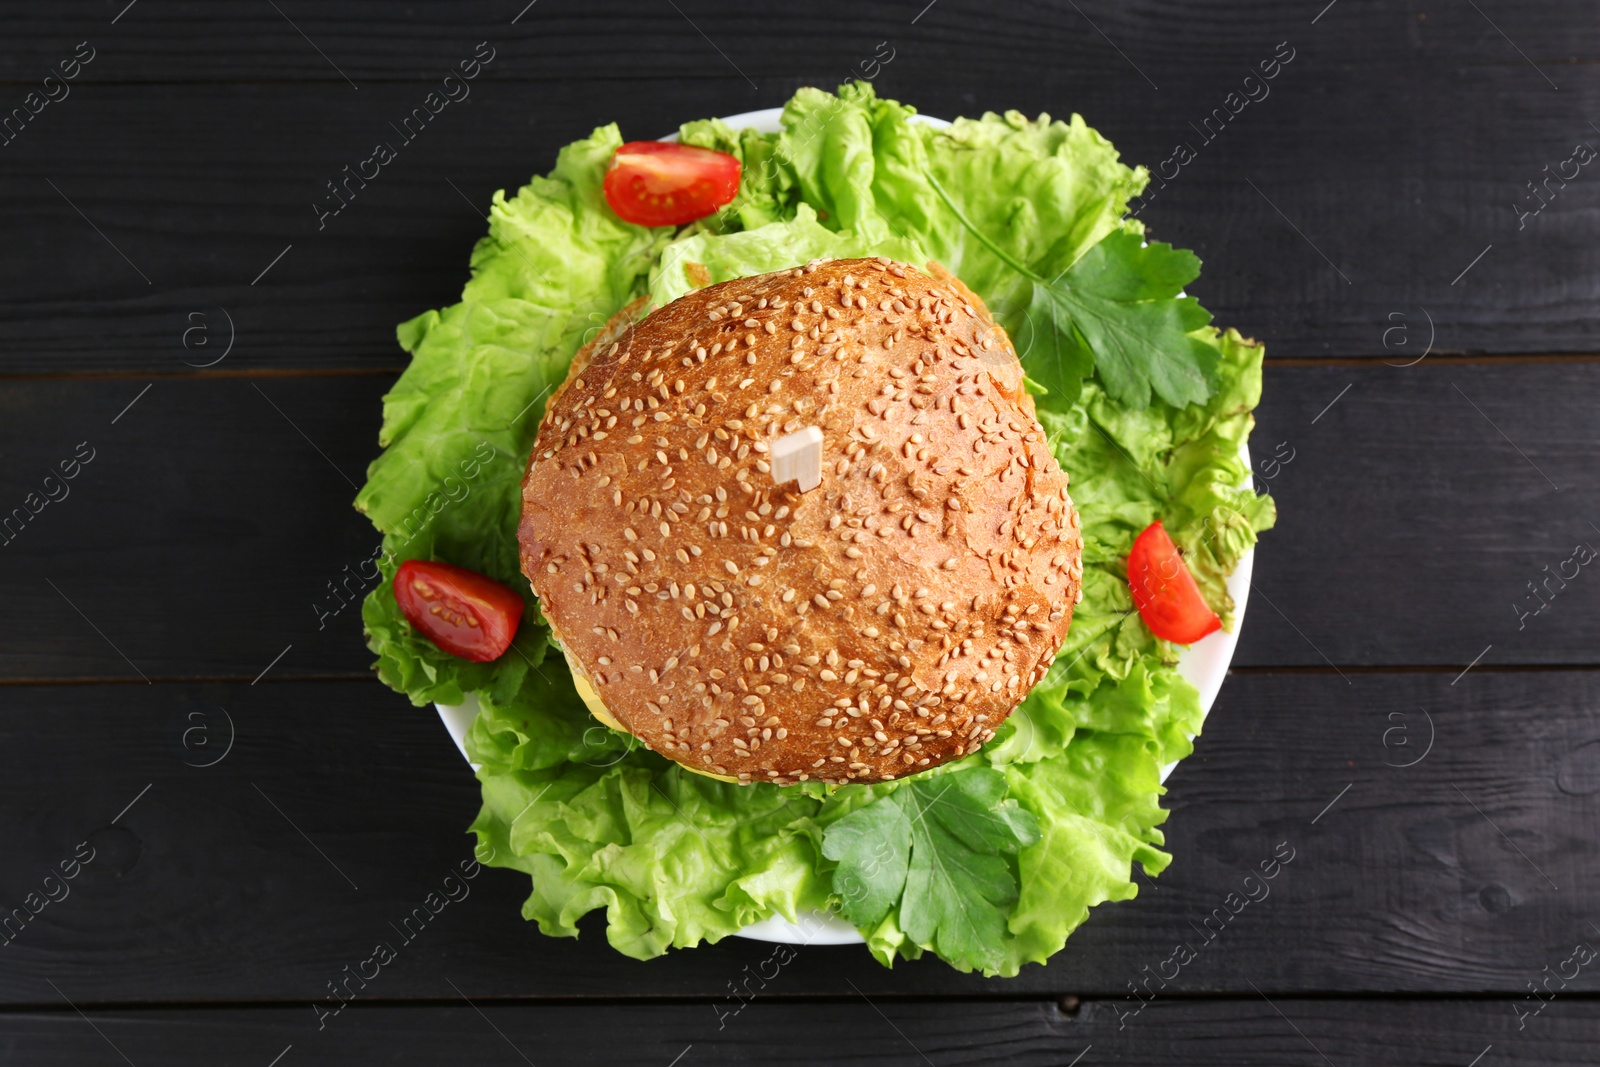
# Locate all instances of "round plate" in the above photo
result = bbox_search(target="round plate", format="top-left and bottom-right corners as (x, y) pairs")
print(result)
(435, 106), (1255, 947)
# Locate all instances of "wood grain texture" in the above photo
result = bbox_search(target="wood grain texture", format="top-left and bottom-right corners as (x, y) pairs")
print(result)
(4, 0), (1597, 82)
(0, 362), (1594, 681)
(0, 997), (1595, 1066)
(0, 4), (1598, 369)
(0, 670), (1593, 1003)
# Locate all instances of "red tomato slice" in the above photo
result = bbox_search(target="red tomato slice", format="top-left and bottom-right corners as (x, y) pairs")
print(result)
(394, 559), (523, 663)
(603, 141), (741, 227)
(1127, 521), (1222, 645)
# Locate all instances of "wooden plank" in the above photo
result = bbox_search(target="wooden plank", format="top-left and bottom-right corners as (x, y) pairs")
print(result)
(0, 374), (385, 681)
(0, 669), (1595, 1003)
(1238, 359), (1600, 670)
(1, 362), (1595, 681)
(5, 0), (1597, 83)
(0, 52), (1598, 371)
(0, 997), (1594, 1066)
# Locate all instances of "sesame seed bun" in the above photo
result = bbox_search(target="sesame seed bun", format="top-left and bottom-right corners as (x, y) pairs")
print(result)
(518, 257), (1082, 785)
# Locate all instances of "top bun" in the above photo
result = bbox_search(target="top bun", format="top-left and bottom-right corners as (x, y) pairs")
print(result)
(519, 257), (1082, 785)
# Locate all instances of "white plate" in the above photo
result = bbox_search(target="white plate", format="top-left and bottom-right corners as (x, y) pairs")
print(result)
(436, 107), (1254, 947)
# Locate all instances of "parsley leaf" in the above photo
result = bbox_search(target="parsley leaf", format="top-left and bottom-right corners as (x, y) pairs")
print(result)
(1038, 232), (1218, 409)
(1021, 282), (1094, 407)
(925, 170), (1217, 410)
(822, 787), (912, 931)
(823, 767), (1041, 970)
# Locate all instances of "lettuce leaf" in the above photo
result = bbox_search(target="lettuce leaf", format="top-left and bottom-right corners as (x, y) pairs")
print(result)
(650, 203), (927, 308)
(355, 123), (666, 711)
(676, 118), (796, 233)
(358, 83), (1274, 975)
(468, 698), (831, 957)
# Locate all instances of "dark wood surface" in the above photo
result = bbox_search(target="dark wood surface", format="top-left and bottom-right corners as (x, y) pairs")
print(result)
(1, 670), (1597, 1005)
(2, 3), (1600, 370)
(2, 999), (1595, 1066)
(3, 1), (1598, 1063)
(2, 362), (1596, 681)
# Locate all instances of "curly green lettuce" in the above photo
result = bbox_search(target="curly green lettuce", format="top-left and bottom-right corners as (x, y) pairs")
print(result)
(358, 82), (1275, 976)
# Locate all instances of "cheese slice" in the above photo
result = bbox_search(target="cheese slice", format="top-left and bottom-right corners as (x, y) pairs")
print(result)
(564, 649), (624, 731)
(549, 626), (738, 784)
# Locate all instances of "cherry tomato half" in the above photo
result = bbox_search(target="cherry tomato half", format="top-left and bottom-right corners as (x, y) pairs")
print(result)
(602, 141), (741, 227)
(394, 559), (523, 663)
(1127, 521), (1222, 645)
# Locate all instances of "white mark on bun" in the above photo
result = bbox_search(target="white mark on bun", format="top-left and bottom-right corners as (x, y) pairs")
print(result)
(769, 426), (823, 493)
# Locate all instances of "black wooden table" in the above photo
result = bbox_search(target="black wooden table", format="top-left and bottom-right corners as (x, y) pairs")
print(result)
(2, 2), (1597, 1063)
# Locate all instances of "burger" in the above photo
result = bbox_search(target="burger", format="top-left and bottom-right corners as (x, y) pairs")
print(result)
(517, 257), (1083, 786)
(357, 83), (1274, 974)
